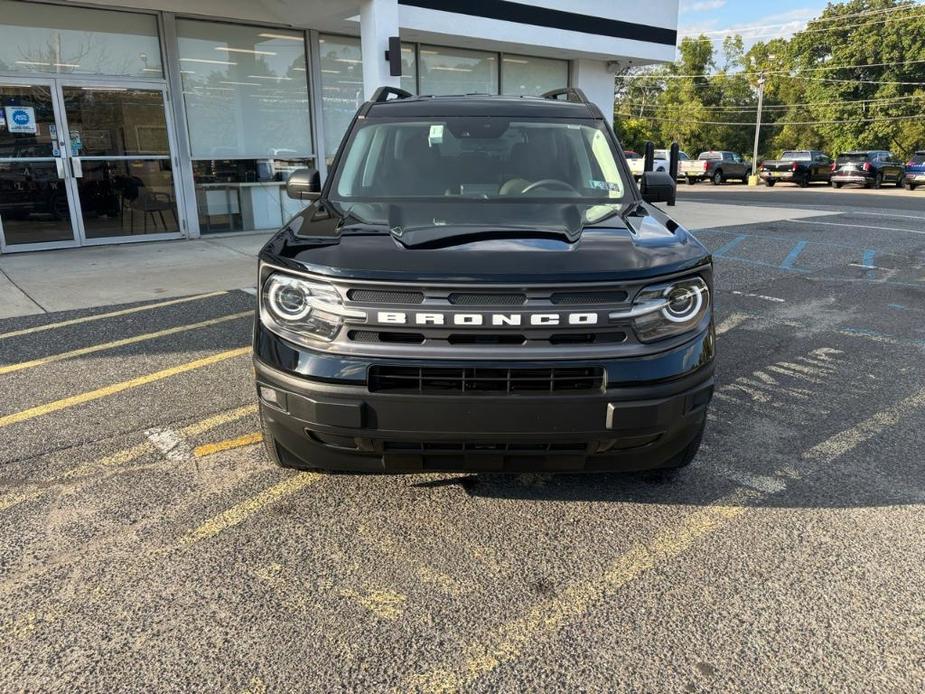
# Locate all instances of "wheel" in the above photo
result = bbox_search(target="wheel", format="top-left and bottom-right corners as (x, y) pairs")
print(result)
(798, 176), (810, 188)
(765, 180), (776, 187)
(832, 181), (843, 189)
(711, 170), (724, 185)
(686, 175), (696, 185)
(872, 172), (883, 189)
(895, 174), (904, 188)
(904, 180), (917, 191)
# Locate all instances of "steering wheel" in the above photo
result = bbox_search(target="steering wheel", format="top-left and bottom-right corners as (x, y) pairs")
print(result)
(520, 178), (579, 194)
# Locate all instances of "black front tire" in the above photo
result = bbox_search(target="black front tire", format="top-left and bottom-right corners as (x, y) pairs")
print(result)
(872, 173), (883, 189)
(832, 181), (843, 189)
(686, 176), (697, 185)
(711, 170), (724, 185)
(765, 180), (776, 187)
(798, 176), (810, 188)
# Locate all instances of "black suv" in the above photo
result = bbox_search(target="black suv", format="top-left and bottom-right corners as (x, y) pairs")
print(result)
(254, 87), (714, 474)
(831, 150), (905, 189)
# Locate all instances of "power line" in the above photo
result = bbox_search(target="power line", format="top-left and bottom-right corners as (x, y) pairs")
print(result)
(624, 94), (925, 113)
(615, 112), (925, 126)
(619, 58), (925, 81)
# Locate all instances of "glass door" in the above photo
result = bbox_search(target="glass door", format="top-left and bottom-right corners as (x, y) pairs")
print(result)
(57, 82), (183, 242)
(0, 77), (80, 250)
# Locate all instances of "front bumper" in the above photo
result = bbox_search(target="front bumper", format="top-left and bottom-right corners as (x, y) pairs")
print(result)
(904, 172), (925, 184)
(254, 326), (715, 473)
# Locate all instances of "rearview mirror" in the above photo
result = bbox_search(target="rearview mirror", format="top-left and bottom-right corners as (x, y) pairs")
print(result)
(640, 171), (676, 205)
(286, 168), (321, 200)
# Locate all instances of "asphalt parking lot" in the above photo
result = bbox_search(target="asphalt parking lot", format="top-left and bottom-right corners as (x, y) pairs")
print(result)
(1, 189), (923, 691)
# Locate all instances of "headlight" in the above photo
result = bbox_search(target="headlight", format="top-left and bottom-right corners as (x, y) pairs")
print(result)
(622, 277), (709, 343)
(260, 272), (363, 343)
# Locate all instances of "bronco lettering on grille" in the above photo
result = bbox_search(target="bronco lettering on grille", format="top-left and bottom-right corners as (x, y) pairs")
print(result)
(373, 311), (599, 327)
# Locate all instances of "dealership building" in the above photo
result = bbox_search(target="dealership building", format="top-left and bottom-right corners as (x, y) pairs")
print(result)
(0, 0), (678, 253)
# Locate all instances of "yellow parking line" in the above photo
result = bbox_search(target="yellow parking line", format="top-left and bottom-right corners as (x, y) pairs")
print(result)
(404, 487), (758, 694)
(180, 404), (258, 437)
(193, 431), (263, 458)
(0, 312), (251, 376)
(716, 312), (750, 335)
(0, 404), (259, 514)
(179, 473), (320, 546)
(0, 347), (250, 429)
(803, 385), (925, 466)
(0, 291), (227, 341)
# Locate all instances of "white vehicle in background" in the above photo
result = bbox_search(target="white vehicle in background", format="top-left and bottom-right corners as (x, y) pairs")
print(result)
(627, 149), (689, 180)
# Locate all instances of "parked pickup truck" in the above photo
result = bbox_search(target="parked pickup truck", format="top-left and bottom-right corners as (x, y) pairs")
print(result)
(254, 87), (714, 474)
(627, 149), (669, 178)
(759, 150), (832, 187)
(628, 149), (691, 181)
(903, 150), (925, 190)
(684, 151), (750, 185)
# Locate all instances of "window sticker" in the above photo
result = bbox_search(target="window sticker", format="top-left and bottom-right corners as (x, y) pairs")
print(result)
(5, 106), (36, 134)
(589, 179), (621, 192)
(428, 124), (444, 146)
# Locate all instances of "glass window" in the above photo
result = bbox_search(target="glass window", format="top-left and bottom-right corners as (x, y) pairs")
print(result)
(0, 0), (162, 78)
(334, 119), (626, 200)
(177, 20), (313, 234)
(192, 158), (313, 232)
(318, 35), (364, 161)
(177, 20), (311, 159)
(419, 46), (498, 96)
(400, 43), (417, 95)
(501, 55), (568, 96)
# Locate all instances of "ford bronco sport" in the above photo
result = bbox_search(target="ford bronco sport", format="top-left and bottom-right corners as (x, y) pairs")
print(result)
(254, 87), (714, 473)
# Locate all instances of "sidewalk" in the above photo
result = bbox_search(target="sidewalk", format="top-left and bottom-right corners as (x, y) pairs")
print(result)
(0, 201), (830, 319)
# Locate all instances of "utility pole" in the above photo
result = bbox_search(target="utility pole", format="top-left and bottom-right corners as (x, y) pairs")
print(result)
(752, 73), (766, 178)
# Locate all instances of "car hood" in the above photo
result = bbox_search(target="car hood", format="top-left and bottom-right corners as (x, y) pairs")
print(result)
(260, 200), (710, 284)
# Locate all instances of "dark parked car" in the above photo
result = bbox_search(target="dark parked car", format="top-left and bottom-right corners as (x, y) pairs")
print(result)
(759, 150), (832, 187)
(254, 87), (714, 474)
(686, 151), (750, 185)
(903, 150), (925, 191)
(831, 151), (904, 189)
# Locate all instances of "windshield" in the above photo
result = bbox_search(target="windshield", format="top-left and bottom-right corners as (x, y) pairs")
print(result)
(698, 152), (722, 160)
(329, 117), (629, 227)
(781, 151), (812, 161)
(910, 152), (925, 164)
(837, 153), (869, 163)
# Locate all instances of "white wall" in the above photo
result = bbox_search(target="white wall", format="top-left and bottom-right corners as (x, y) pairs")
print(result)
(571, 60), (617, 123)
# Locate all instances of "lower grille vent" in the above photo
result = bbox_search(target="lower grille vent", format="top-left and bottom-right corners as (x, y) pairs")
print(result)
(384, 441), (588, 454)
(368, 366), (605, 394)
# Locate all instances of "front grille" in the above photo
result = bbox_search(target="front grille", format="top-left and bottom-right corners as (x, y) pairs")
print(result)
(323, 277), (657, 359)
(346, 288), (424, 304)
(449, 292), (526, 306)
(368, 365), (605, 394)
(551, 290), (628, 305)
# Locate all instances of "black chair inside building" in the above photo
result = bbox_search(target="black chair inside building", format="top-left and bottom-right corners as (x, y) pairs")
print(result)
(119, 175), (177, 234)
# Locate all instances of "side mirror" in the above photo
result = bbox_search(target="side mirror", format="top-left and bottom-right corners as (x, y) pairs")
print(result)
(285, 168), (321, 200)
(640, 171), (676, 205)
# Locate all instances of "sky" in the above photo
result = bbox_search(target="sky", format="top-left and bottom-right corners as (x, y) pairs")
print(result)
(677, 0), (835, 48)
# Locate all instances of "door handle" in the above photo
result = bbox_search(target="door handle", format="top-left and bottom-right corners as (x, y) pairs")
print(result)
(70, 158), (83, 178)
(55, 159), (66, 179)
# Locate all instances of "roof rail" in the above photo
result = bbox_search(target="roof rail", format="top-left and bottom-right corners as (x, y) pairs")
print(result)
(370, 86), (413, 103)
(540, 87), (590, 105)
